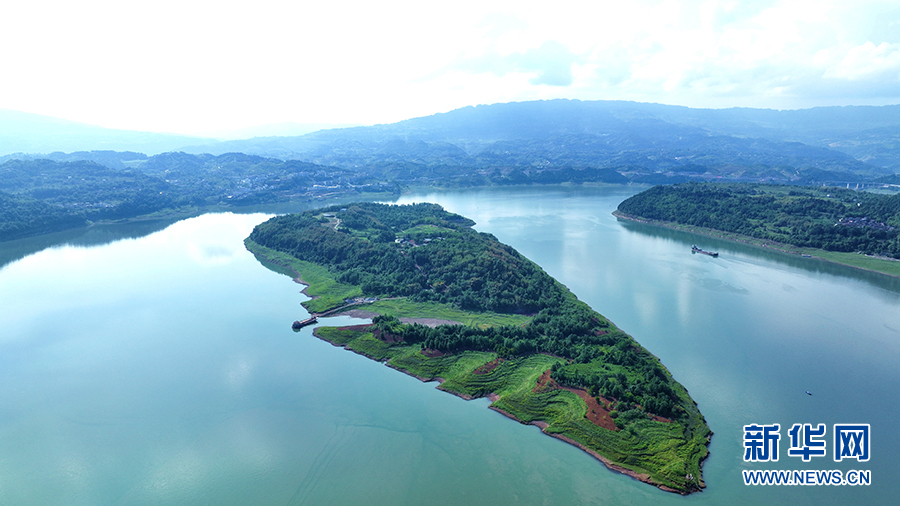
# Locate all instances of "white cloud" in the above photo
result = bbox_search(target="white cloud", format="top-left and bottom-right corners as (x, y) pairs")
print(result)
(447, 40), (578, 86)
(823, 42), (900, 81)
(0, 0), (897, 134)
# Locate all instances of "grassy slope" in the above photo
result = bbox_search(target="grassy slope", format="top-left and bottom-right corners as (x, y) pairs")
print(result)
(314, 325), (709, 493)
(245, 238), (362, 312)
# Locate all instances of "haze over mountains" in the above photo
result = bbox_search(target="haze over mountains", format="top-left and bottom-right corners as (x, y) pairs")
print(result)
(210, 100), (899, 176)
(4, 98), (900, 251)
(2, 100), (900, 180)
(0, 109), (211, 156)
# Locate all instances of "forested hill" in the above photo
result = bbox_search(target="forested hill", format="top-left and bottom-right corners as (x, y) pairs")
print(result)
(0, 159), (174, 241)
(185, 100), (900, 181)
(0, 155), (390, 242)
(617, 183), (900, 259)
(247, 203), (711, 492)
(0, 190), (88, 241)
(5, 101), (900, 188)
(249, 202), (559, 314)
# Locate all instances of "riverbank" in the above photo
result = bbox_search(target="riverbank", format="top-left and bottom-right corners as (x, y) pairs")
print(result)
(613, 210), (900, 279)
(312, 321), (699, 494)
(488, 405), (690, 494)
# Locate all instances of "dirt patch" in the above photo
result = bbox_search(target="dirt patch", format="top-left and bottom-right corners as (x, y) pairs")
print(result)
(473, 358), (502, 375)
(533, 369), (617, 431)
(532, 369), (557, 392)
(566, 388), (618, 431)
(372, 328), (404, 344)
(421, 348), (445, 357)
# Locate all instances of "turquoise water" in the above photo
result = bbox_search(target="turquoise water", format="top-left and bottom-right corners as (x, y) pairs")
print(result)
(0, 187), (897, 504)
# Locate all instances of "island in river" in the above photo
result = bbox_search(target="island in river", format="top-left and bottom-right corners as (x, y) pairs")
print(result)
(245, 202), (712, 494)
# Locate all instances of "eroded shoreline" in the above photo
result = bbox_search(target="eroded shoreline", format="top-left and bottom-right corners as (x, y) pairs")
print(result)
(486, 405), (691, 494)
(309, 321), (702, 495)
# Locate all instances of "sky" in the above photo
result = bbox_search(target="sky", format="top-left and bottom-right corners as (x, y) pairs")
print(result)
(1, 0), (898, 137)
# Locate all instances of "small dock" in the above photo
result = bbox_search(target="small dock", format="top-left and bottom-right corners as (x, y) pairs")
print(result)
(292, 316), (318, 329)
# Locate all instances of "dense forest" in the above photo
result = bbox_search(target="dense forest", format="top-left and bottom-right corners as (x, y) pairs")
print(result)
(0, 190), (88, 241)
(0, 159), (175, 240)
(249, 203), (701, 421)
(617, 183), (900, 259)
(249, 202), (561, 314)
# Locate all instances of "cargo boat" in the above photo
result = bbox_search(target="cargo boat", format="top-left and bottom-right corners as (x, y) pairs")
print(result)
(691, 245), (719, 257)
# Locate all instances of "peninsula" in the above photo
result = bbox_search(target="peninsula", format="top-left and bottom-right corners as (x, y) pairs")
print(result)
(245, 202), (711, 493)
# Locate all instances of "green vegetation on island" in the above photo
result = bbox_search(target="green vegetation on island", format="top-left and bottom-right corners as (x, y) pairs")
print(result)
(246, 202), (711, 493)
(616, 183), (900, 276)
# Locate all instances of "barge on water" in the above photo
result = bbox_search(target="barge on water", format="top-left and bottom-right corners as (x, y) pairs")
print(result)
(292, 316), (318, 329)
(691, 245), (719, 257)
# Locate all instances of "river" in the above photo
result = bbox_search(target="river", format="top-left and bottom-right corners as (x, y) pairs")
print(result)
(0, 185), (896, 505)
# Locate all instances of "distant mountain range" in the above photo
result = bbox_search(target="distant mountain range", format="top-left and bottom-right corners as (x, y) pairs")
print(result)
(5, 100), (900, 244)
(227, 100), (900, 174)
(3, 100), (900, 180)
(0, 109), (214, 156)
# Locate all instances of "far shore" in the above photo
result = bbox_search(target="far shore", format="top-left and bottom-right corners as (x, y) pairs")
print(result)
(613, 210), (900, 279)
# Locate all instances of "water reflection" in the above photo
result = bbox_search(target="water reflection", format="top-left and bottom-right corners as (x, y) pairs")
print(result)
(0, 217), (183, 272)
(0, 196), (375, 273)
(617, 218), (900, 295)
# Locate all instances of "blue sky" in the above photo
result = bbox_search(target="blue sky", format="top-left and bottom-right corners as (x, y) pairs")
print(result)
(1, 0), (898, 136)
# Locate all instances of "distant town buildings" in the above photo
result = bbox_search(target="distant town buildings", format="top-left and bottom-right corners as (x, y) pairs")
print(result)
(836, 217), (895, 231)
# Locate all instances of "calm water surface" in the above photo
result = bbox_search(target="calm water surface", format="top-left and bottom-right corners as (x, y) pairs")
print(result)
(1, 186), (897, 505)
